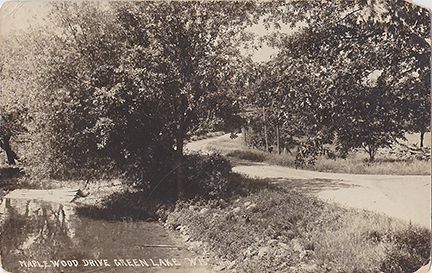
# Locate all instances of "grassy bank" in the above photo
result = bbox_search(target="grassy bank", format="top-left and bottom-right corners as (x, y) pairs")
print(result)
(4, 172), (431, 273)
(28, 156), (429, 273)
(165, 188), (431, 273)
(310, 155), (431, 175)
(74, 178), (431, 272)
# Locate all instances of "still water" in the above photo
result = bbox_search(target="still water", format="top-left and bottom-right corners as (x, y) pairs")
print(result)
(0, 198), (209, 273)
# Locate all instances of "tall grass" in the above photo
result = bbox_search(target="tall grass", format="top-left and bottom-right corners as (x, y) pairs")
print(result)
(207, 135), (431, 175)
(311, 155), (431, 175)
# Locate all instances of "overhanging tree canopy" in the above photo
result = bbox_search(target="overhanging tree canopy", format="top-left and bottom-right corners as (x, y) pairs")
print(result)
(1, 1), (263, 197)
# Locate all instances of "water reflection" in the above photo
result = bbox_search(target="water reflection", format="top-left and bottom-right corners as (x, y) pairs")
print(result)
(0, 196), (207, 273)
(1, 198), (83, 273)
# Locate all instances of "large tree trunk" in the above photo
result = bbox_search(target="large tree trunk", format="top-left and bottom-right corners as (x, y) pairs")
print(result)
(0, 133), (18, 165)
(176, 133), (185, 200)
(420, 130), (425, 148)
(175, 94), (188, 200)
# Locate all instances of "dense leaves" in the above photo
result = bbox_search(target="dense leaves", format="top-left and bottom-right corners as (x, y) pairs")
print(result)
(1, 1), (259, 195)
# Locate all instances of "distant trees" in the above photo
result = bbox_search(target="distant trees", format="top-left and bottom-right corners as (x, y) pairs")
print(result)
(248, 0), (430, 161)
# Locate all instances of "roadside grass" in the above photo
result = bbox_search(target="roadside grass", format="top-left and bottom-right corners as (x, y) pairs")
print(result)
(226, 150), (267, 162)
(312, 155), (431, 175)
(165, 187), (431, 273)
(206, 133), (249, 155)
(207, 134), (431, 175)
(189, 131), (226, 142)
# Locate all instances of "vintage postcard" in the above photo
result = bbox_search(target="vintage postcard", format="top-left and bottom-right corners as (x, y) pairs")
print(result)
(0, 0), (431, 272)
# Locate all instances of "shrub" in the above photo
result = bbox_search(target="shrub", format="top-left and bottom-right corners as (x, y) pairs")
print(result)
(184, 153), (233, 199)
(0, 167), (24, 190)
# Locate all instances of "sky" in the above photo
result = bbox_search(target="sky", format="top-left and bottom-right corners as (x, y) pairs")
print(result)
(0, 0), (431, 10)
(0, 0), (431, 62)
(249, 0), (432, 61)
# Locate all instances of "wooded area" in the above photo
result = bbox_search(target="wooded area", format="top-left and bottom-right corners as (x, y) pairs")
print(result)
(1, 0), (430, 199)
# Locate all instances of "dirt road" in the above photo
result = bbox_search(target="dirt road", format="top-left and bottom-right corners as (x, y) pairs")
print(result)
(187, 134), (431, 228)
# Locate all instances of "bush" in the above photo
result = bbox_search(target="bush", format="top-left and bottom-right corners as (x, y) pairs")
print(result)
(0, 167), (24, 190)
(184, 153), (233, 199)
(183, 153), (274, 200)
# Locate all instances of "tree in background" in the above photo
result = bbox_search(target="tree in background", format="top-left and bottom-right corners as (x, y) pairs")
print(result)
(1, 24), (61, 174)
(255, 0), (430, 161)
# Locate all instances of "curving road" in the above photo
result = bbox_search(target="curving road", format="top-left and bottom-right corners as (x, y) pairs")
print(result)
(187, 134), (431, 229)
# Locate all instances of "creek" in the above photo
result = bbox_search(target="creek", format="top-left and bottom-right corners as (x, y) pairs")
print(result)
(0, 196), (210, 273)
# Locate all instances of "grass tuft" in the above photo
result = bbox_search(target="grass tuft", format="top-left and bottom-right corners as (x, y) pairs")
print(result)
(311, 156), (431, 175)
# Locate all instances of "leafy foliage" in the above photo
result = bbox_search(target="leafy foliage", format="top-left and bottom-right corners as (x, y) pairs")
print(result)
(1, 2), (259, 193)
(1, 0), (429, 189)
(246, 0), (430, 162)
(183, 153), (233, 199)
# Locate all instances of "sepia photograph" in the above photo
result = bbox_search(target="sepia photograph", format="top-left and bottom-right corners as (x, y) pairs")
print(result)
(0, 0), (431, 272)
